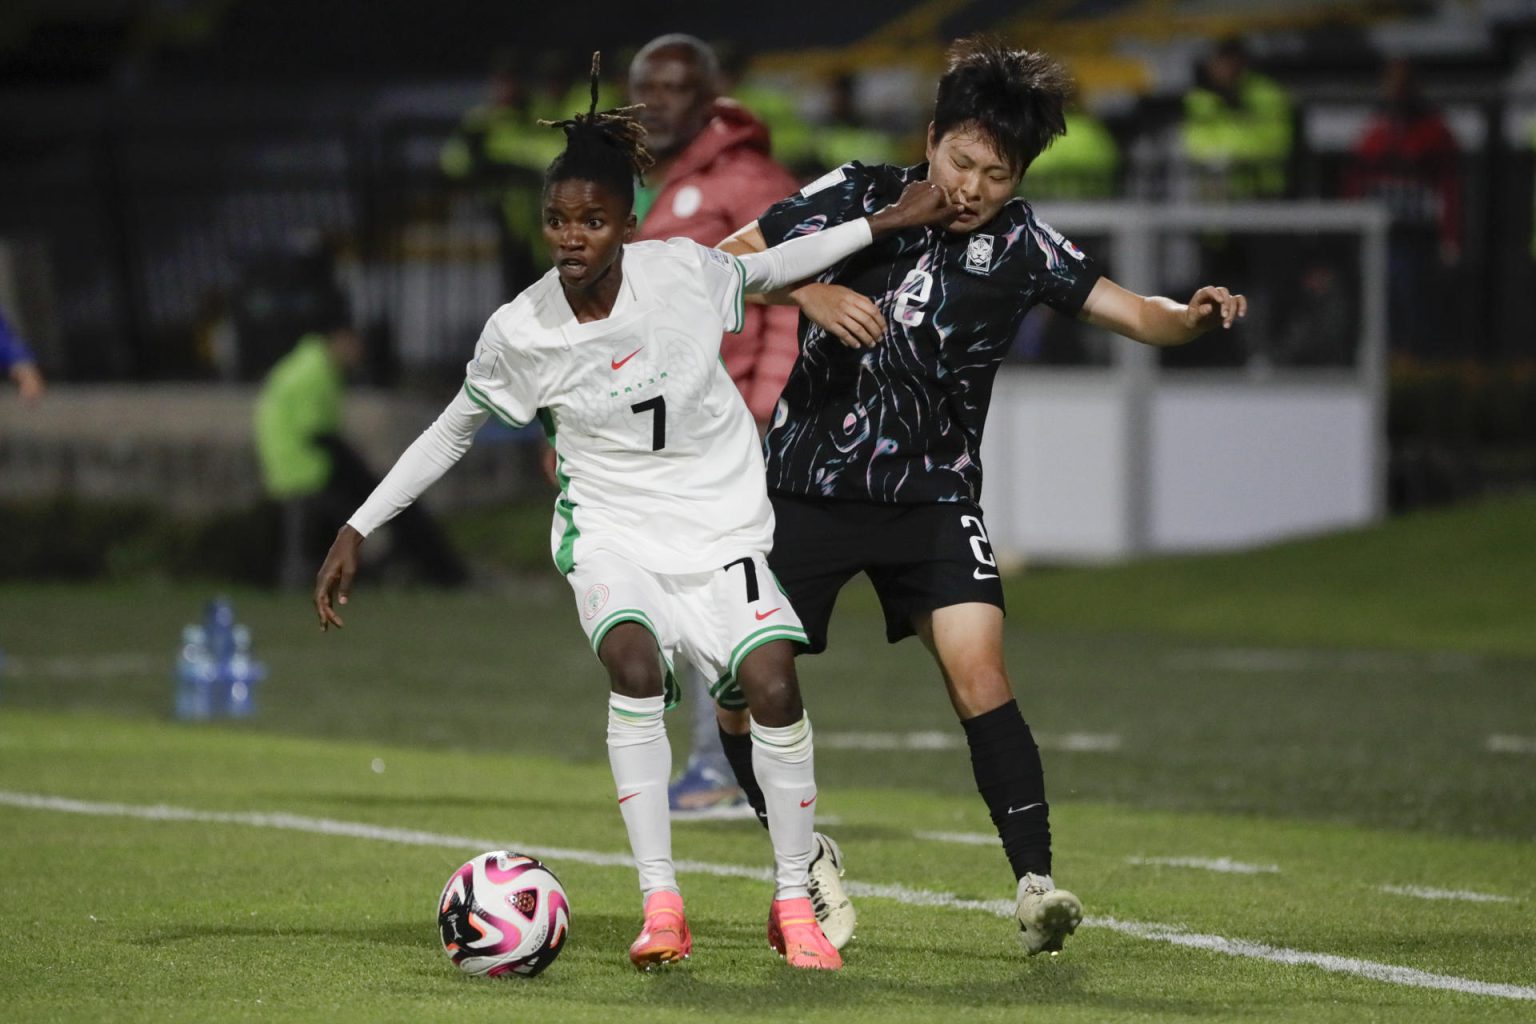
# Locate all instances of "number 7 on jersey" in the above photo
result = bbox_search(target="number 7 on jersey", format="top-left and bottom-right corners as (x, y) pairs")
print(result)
(630, 396), (666, 451)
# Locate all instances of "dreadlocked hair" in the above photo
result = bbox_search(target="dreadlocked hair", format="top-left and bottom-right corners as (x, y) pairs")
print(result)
(541, 51), (654, 210)
(932, 36), (1072, 178)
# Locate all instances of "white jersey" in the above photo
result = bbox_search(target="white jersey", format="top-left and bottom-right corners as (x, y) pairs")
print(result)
(466, 238), (768, 574)
(345, 217), (879, 573)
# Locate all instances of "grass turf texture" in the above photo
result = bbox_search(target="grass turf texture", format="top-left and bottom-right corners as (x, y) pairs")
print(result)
(1, 493), (1533, 1020)
(2, 712), (1533, 1023)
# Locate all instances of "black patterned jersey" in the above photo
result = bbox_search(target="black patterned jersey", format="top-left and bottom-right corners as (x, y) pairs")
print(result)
(757, 161), (1102, 504)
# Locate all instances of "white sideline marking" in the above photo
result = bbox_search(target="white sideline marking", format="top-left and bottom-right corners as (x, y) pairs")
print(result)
(1166, 648), (1479, 675)
(1379, 885), (1517, 904)
(818, 731), (1121, 753)
(915, 830), (996, 846)
(1486, 735), (1536, 755)
(2, 789), (1532, 1003)
(1093, 917), (1535, 1001)
(1127, 856), (1281, 875)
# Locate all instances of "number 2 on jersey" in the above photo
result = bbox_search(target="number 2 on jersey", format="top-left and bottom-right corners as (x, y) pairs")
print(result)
(893, 269), (933, 327)
(630, 396), (666, 451)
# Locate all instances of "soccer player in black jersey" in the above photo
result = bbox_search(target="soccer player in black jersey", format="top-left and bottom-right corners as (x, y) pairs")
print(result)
(715, 37), (1246, 957)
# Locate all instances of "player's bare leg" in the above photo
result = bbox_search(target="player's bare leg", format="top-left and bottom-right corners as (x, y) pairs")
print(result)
(916, 603), (1082, 955)
(735, 640), (841, 969)
(599, 623), (691, 968)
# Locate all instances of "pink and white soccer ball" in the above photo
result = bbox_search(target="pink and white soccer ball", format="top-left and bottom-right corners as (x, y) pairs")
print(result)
(437, 851), (570, 977)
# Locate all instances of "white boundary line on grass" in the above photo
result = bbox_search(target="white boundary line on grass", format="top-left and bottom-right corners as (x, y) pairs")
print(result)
(2, 790), (1532, 1003)
(818, 731), (1122, 753)
(1378, 885), (1518, 904)
(1125, 855), (1280, 874)
(1486, 735), (1536, 755)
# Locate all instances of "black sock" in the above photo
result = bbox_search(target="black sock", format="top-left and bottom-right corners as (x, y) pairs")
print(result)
(718, 725), (769, 830)
(962, 699), (1051, 879)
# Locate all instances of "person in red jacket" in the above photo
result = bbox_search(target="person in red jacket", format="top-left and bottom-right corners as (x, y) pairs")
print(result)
(1343, 58), (1462, 359)
(628, 33), (803, 813)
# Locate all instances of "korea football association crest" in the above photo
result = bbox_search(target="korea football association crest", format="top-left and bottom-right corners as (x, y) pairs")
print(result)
(965, 233), (995, 275)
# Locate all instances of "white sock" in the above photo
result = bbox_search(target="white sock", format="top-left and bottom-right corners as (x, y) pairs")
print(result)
(750, 714), (816, 900)
(607, 693), (675, 898)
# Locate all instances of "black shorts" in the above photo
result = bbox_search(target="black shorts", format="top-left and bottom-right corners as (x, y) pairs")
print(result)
(767, 492), (1005, 654)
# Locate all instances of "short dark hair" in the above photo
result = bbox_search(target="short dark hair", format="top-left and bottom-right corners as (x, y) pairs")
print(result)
(542, 52), (654, 210)
(932, 37), (1072, 177)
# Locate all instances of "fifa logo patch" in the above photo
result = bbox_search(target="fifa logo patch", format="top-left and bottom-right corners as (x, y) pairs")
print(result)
(583, 584), (610, 620)
(965, 233), (994, 275)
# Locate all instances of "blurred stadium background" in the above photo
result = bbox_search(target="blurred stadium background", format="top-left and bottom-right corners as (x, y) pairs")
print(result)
(1, 0), (1534, 579)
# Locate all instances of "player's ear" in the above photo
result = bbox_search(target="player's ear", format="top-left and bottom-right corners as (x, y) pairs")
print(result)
(925, 122), (937, 161)
(623, 212), (637, 241)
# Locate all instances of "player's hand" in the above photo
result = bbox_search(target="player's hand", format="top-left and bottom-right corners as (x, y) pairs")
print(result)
(314, 525), (364, 631)
(868, 180), (964, 236)
(793, 282), (886, 349)
(1185, 285), (1247, 334)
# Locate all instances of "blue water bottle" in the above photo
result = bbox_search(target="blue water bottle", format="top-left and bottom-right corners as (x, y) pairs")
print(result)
(205, 597), (236, 666)
(223, 624), (266, 717)
(174, 625), (217, 720)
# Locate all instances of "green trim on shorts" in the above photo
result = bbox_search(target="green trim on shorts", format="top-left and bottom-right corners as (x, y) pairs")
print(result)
(589, 610), (679, 710)
(727, 625), (809, 681)
(708, 676), (747, 711)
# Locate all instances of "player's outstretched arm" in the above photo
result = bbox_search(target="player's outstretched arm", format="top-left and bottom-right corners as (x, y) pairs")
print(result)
(721, 181), (958, 349)
(731, 181), (960, 299)
(314, 525), (363, 630)
(1079, 278), (1247, 347)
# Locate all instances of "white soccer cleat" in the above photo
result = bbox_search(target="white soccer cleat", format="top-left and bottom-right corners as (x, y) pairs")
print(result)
(807, 832), (856, 949)
(1015, 873), (1082, 956)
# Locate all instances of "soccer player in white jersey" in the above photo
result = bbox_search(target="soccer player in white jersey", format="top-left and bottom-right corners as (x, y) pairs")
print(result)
(312, 57), (960, 973)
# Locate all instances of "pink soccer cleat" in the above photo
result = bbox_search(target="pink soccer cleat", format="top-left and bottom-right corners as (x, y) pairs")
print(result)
(628, 890), (692, 970)
(767, 896), (843, 970)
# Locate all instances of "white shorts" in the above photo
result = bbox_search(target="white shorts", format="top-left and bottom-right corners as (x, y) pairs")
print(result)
(568, 550), (808, 710)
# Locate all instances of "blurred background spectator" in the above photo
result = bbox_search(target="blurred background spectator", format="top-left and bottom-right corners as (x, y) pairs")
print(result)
(254, 285), (467, 590)
(1343, 58), (1463, 362)
(1180, 36), (1294, 201)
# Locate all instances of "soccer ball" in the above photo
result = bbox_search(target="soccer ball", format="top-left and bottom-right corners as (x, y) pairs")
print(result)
(437, 851), (570, 978)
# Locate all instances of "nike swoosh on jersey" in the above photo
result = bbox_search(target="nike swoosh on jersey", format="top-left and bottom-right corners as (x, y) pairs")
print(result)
(610, 347), (643, 370)
(799, 794), (817, 808)
(754, 607), (781, 620)
(618, 792), (641, 804)
(973, 568), (999, 580)
(1006, 802), (1042, 815)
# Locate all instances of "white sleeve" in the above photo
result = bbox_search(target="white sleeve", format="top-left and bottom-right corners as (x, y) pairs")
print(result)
(735, 216), (874, 293)
(346, 388), (488, 537)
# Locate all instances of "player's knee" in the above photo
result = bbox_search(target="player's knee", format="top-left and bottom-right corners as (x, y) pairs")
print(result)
(606, 657), (665, 700)
(741, 673), (803, 728)
(950, 665), (1013, 714)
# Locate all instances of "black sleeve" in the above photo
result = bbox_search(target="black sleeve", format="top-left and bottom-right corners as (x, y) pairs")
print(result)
(1025, 214), (1103, 316)
(756, 162), (876, 247)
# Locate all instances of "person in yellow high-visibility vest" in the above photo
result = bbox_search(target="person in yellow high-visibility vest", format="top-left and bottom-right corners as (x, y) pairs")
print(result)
(1181, 37), (1292, 199)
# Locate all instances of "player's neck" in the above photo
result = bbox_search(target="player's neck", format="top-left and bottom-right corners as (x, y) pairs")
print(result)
(560, 255), (625, 323)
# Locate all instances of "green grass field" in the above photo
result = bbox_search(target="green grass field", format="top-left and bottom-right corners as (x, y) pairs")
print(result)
(1, 495), (1534, 1021)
